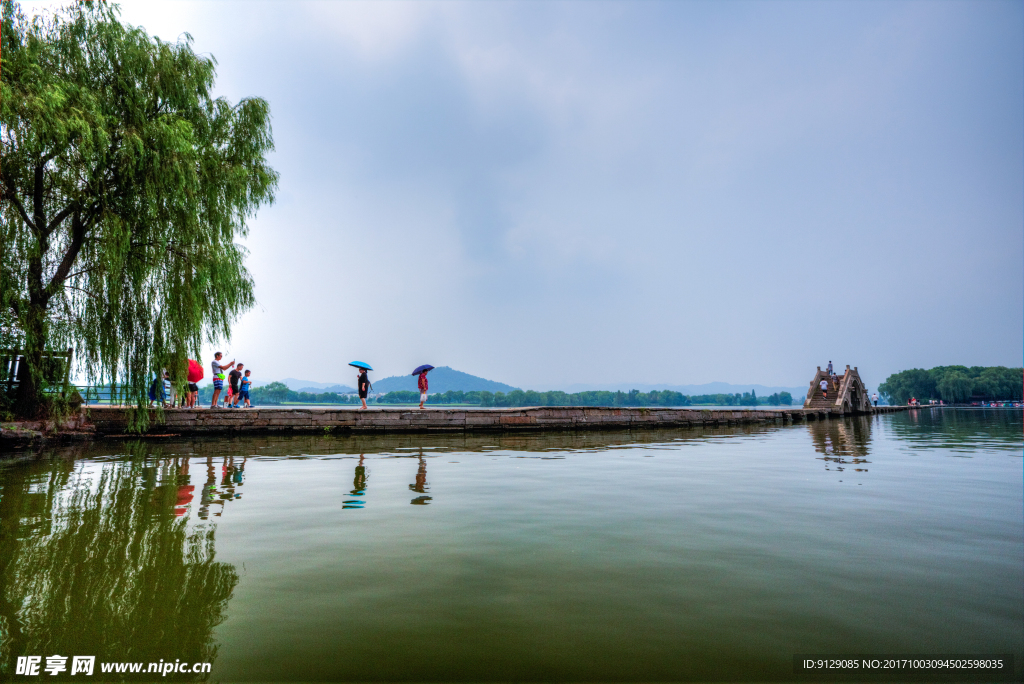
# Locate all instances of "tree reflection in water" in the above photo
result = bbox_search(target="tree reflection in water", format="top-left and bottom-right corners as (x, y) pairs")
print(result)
(807, 416), (872, 474)
(0, 443), (238, 680)
(887, 407), (1024, 452)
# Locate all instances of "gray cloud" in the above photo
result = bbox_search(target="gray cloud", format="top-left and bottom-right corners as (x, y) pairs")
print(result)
(93, 1), (1024, 390)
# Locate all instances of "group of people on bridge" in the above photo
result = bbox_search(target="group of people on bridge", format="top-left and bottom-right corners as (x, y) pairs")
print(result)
(819, 361), (879, 406)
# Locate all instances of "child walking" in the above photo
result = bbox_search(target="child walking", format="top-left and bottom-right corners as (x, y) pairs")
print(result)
(240, 370), (252, 407)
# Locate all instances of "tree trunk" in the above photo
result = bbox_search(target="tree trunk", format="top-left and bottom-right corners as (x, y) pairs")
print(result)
(13, 302), (46, 419)
(16, 179), (51, 419)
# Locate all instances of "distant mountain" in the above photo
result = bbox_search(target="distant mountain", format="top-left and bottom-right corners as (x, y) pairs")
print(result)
(371, 366), (519, 394)
(297, 385), (356, 394)
(281, 378), (356, 394)
(547, 381), (809, 397)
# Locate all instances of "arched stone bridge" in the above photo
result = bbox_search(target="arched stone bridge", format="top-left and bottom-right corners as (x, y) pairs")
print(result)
(804, 365), (873, 414)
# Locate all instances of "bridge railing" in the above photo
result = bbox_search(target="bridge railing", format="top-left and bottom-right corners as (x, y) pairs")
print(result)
(1, 348), (74, 398)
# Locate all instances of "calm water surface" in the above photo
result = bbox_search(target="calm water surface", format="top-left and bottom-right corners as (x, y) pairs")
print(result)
(1, 409), (1021, 681)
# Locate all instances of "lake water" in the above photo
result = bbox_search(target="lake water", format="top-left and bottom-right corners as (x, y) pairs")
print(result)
(1, 409), (1021, 681)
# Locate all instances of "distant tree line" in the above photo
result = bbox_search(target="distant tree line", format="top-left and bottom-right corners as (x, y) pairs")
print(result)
(243, 382), (360, 405)
(878, 366), (1022, 405)
(242, 384), (792, 407)
(189, 382), (355, 405)
(417, 389), (792, 407)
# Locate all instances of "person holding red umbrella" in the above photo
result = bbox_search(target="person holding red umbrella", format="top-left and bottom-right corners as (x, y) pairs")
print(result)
(413, 365), (434, 409)
(186, 359), (204, 408)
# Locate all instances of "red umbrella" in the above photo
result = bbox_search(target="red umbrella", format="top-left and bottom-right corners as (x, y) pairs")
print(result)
(187, 359), (204, 383)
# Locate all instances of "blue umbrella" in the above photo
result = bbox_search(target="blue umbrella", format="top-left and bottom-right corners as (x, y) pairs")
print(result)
(411, 364), (434, 376)
(349, 361), (373, 371)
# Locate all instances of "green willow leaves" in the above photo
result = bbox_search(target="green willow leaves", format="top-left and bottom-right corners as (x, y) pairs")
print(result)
(1, 1), (277, 422)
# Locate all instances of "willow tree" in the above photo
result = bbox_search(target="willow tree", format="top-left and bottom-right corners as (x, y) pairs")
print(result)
(1, 1), (277, 420)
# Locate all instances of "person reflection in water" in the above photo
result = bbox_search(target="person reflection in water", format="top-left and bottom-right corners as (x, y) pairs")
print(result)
(221, 456), (246, 499)
(409, 454), (431, 505)
(232, 458), (246, 485)
(199, 455), (246, 519)
(174, 458), (195, 517)
(199, 456), (218, 519)
(344, 455), (368, 509)
(352, 455), (367, 495)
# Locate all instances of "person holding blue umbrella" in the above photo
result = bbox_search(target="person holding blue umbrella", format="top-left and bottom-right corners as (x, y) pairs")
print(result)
(350, 361), (373, 410)
(413, 364), (434, 409)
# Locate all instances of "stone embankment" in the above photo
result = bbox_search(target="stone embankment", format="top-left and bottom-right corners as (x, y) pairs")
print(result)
(1, 412), (96, 447)
(77, 404), (914, 438)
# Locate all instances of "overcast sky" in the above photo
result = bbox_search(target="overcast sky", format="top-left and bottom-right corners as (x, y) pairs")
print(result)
(45, 1), (1024, 390)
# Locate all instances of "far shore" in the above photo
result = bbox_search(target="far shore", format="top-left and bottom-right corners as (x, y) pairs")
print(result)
(78, 401), (810, 410)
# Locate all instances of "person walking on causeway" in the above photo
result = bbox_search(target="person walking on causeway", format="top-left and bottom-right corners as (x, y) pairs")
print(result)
(820, 377), (829, 401)
(418, 368), (430, 409)
(358, 368), (371, 410)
